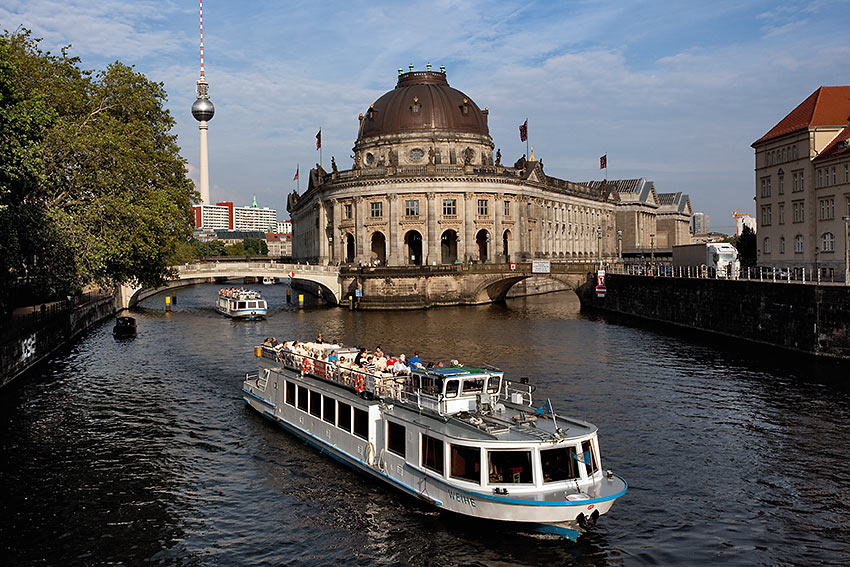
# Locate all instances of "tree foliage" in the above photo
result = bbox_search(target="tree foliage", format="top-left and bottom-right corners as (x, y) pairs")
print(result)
(732, 225), (757, 268)
(0, 29), (196, 314)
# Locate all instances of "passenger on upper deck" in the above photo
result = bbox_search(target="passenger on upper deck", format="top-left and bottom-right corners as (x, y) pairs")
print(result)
(393, 354), (410, 376)
(409, 352), (422, 367)
(316, 333), (324, 344)
(354, 348), (366, 367)
(328, 350), (339, 363)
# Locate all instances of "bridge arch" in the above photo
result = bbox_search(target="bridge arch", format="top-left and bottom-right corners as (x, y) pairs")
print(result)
(467, 273), (585, 303)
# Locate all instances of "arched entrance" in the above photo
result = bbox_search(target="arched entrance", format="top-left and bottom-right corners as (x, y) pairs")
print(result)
(370, 231), (386, 265)
(476, 229), (489, 263)
(441, 229), (458, 264)
(345, 233), (355, 263)
(404, 230), (423, 265)
(503, 229), (511, 263)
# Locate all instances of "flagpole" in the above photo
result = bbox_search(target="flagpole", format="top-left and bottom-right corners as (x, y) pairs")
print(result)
(319, 127), (323, 169)
(297, 163), (299, 193)
(526, 118), (529, 160)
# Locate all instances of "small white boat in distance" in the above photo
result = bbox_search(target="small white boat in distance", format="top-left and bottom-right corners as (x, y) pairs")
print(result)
(262, 276), (276, 285)
(242, 340), (627, 540)
(216, 288), (267, 319)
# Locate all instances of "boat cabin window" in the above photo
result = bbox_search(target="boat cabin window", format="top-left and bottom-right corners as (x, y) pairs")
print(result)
(259, 301), (266, 308)
(309, 391), (321, 417)
(297, 385), (308, 411)
(486, 376), (500, 393)
(337, 402), (352, 433)
(461, 378), (484, 395)
(353, 407), (368, 440)
(422, 434), (444, 475)
(323, 396), (335, 424)
(541, 446), (580, 483)
(247, 301), (256, 308)
(285, 381), (295, 406)
(488, 450), (533, 484)
(581, 440), (599, 475)
(237, 301), (247, 309)
(445, 379), (459, 398)
(450, 444), (481, 484)
(386, 421), (405, 457)
(413, 373), (442, 395)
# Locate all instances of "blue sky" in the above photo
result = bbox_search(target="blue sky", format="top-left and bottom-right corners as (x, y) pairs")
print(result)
(4, 0), (849, 232)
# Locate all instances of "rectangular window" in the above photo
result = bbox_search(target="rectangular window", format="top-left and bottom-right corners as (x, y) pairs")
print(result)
(477, 199), (488, 216)
(285, 381), (296, 406)
(832, 166), (837, 185)
(442, 199), (457, 216)
(845, 164), (849, 183)
(422, 434), (444, 475)
(778, 175), (784, 195)
(793, 201), (804, 223)
(761, 206), (771, 226)
(800, 172), (804, 191)
(344, 204), (352, 219)
(817, 169), (823, 187)
(450, 444), (481, 484)
(337, 402), (352, 432)
(541, 447), (580, 483)
(353, 407), (368, 440)
(323, 395), (335, 424)
(370, 202), (383, 218)
(581, 440), (599, 475)
(488, 450), (533, 484)
(767, 178), (772, 196)
(297, 385), (308, 412)
(779, 203), (785, 224)
(504, 200), (510, 217)
(387, 421), (406, 457)
(404, 199), (419, 217)
(309, 391), (322, 417)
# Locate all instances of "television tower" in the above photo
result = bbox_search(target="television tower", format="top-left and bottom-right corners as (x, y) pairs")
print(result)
(191, 0), (214, 205)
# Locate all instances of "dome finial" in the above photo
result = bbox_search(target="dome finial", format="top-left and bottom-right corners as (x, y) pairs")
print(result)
(398, 67), (403, 76)
(409, 63), (414, 72)
(440, 64), (446, 74)
(427, 62), (432, 71)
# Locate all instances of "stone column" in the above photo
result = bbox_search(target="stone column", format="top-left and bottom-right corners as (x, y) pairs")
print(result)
(519, 197), (529, 258)
(354, 196), (365, 263)
(317, 201), (328, 264)
(332, 198), (342, 263)
(494, 193), (503, 262)
(464, 194), (475, 262)
(426, 192), (437, 265)
(387, 194), (399, 265)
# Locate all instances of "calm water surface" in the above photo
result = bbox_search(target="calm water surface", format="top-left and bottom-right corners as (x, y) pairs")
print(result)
(2, 284), (849, 566)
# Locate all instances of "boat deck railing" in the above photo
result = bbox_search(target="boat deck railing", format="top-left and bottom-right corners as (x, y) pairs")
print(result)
(260, 347), (445, 414)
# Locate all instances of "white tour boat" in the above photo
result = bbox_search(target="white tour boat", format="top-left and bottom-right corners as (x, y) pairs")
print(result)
(262, 276), (276, 285)
(241, 341), (627, 540)
(216, 288), (267, 319)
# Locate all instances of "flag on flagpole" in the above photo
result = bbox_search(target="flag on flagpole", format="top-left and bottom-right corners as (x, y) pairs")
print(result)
(293, 166), (299, 181)
(316, 129), (322, 150)
(519, 119), (528, 142)
(600, 154), (607, 169)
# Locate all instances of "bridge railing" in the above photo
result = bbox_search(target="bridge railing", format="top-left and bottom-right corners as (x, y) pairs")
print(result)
(606, 263), (847, 284)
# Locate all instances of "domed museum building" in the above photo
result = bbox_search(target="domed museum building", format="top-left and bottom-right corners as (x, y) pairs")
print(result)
(288, 67), (692, 266)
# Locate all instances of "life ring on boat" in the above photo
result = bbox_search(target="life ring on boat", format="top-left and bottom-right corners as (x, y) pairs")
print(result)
(354, 373), (364, 393)
(302, 358), (309, 374)
(365, 442), (376, 467)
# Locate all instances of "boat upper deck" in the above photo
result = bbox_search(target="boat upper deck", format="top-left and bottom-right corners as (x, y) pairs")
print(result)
(256, 341), (596, 444)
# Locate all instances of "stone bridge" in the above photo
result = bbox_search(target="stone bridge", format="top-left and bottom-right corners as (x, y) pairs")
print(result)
(117, 262), (343, 308)
(117, 260), (598, 310)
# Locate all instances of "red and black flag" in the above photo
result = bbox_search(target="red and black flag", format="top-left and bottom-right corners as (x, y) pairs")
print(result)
(293, 165), (299, 181)
(600, 154), (607, 169)
(519, 119), (528, 142)
(316, 129), (322, 150)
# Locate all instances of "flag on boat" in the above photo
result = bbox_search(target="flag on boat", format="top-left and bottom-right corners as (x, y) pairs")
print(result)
(316, 129), (322, 149)
(574, 450), (592, 464)
(600, 154), (607, 169)
(535, 400), (552, 415)
(519, 119), (528, 142)
(293, 166), (299, 181)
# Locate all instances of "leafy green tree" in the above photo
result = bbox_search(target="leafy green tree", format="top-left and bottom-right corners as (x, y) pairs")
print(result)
(192, 239), (225, 257)
(243, 238), (268, 256)
(225, 242), (246, 256)
(0, 29), (196, 314)
(733, 225), (757, 268)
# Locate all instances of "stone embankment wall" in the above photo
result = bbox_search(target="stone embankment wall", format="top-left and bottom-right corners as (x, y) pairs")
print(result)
(1, 296), (117, 388)
(577, 274), (850, 359)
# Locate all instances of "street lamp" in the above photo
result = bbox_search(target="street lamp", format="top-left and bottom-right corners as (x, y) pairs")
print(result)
(814, 245), (819, 283)
(596, 226), (602, 268)
(617, 229), (622, 262)
(843, 216), (850, 285)
(649, 233), (655, 263)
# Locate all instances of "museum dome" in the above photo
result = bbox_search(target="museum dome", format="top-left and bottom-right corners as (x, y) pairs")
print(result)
(356, 69), (490, 141)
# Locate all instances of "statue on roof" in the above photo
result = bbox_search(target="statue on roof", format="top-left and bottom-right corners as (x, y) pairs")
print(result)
(495, 148), (501, 166)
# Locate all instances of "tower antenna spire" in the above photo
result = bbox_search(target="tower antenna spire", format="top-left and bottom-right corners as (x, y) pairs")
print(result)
(192, 0), (214, 206)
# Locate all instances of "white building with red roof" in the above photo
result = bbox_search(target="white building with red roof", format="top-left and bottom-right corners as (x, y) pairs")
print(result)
(752, 86), (850, 279)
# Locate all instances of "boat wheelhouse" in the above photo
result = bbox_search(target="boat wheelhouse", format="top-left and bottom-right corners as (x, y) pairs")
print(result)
(241, 342), (626, 540)
(216, 288), (267, 319)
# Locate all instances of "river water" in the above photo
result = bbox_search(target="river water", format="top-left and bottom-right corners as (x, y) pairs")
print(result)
(2, 283), (849, 566)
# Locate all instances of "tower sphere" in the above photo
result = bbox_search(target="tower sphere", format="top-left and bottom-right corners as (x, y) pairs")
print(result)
(192, 97), (215, 122)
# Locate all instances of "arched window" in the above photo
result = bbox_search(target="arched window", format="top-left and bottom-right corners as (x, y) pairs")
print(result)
(822, 232), (835, 252)
(763, 237), (771, 254)
(794, 235), (804, 253)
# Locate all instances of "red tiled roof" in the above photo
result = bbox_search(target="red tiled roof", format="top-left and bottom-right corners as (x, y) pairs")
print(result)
(813, 124), (850, 162)
(752, 86), (850, 146)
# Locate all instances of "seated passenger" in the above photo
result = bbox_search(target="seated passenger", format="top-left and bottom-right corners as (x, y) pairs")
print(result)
(375, 355), (388, 372)
(393, 354), (410, 375)
(328, 350), (339, 363)
(316, 332), (324, 344)
(409, 352), (423, 367)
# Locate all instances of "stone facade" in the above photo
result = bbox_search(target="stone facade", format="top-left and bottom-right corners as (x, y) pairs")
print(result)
(290, 69), (692, 266)
(752, 86), (850, 279)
